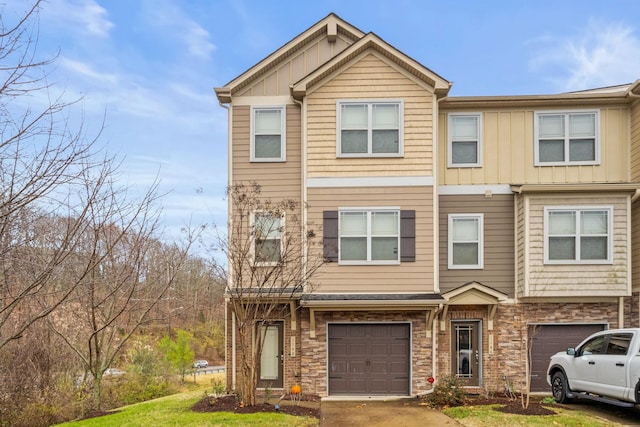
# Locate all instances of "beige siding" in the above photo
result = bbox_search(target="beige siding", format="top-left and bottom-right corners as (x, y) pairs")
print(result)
(238, 34), (354, 97)
(231, 104), (302, 201)
(633, 199), (640, 294)
(515, 195), (526, 295)
(439, 107), (630, 185)
(439, 195), (515, 297)
(519, 194), (630, 298)
(307, 52), (434, 177)
(308, 186), (435, 293)
(631, 101), (640, 181)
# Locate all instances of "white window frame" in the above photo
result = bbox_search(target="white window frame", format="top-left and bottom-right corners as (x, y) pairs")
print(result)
(250, 106), (286, 162)
(250, 211), (285, 266)
(338, 207), (400, 265)
(448, 113), (482, 167)
(534, 110), (600, 166)
(336, 100), (404, 157)
(543, 206), (613, 265)
(448, 213), (484, 269)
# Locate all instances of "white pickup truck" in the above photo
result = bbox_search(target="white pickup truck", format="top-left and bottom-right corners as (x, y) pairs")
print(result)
(547, 328), (640, 407)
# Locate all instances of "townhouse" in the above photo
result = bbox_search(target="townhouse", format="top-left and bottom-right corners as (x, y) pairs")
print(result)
(215, 14), (640, 397)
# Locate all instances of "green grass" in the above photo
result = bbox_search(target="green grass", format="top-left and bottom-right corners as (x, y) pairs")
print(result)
(56, 374), (318, 427)
(443, 404), (624, 427)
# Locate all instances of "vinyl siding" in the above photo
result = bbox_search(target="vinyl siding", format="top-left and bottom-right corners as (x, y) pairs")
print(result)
(238, 34), (354, 97)
(439, 195), (515, 297)
(518, 193), (630, 298)
(439, 106), (630, 185)
(308, 185), (435, 293)
(306, 52), (434, 177)
(633, 198), (640, 294)
(631, 101), (640, 181)
(231, 104), (302, 201)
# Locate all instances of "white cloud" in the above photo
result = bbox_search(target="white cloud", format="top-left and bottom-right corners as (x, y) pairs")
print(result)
(142, 0), (216, 60)
(529, 20), (640, 92)
(43, 0), (114, 39)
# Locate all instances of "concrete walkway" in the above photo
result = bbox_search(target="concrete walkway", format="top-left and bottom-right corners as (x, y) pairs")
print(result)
(320, 399), (461, 427)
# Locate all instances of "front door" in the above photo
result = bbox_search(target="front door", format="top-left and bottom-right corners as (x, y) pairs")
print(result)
(451, 321), (481, 386)
(257, 321), (283, 388)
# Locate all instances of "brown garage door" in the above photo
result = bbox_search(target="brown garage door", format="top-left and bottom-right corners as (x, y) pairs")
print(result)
(328, 323), (410, 395)
(529, 324), (605, 392)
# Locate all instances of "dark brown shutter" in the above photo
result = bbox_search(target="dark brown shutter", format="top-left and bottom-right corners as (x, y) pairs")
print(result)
(400, 210), (416, 262)
(323, 210), (339, 262)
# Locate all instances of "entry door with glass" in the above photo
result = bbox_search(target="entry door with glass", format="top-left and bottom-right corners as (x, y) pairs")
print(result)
(257, 321), (284, 388)
(451, 321), (481, 386)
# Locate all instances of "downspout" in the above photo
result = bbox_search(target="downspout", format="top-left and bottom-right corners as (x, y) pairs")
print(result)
(291, 94), (306, 291)
(416, 304), (443, 396)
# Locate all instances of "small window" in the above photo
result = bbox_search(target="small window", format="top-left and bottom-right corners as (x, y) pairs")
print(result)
(544, 207), (612, 264)
(337, 101), (403, 157)
(606, 334), (632, 356)
(448, 113), (481, 167)
(580, 335), (606, 355)
(448, 214), (483, 269)
(339, 209), (400, 264)
(252, 212), (283, 265)
(251, 106), (286, 162)
(535, 111), (599, 165)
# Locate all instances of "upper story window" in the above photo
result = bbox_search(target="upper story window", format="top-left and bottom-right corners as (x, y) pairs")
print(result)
(544, 206), (612, 264)
(252, 212), (284, 265)
(337, 100), (403, 157)
(534, 110), (599, 166)
(339, 209), (400, 264)
(448, 214), (483, 269)
(448, 113), (481, 167)
(251, 106), (286, 162)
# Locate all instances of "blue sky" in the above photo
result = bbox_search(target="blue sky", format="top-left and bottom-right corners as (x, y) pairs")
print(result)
(5, 0), (640, 247)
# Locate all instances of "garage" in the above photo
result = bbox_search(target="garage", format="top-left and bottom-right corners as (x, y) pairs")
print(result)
(328, 323), (410, 395)
(529, 323), (606, 391)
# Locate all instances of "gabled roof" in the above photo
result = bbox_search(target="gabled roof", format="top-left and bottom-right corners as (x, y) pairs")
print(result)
(290, 32), (451, 100)
(215, 13), (365, 103)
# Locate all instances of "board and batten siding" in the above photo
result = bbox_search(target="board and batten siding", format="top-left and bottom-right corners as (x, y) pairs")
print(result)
(231, 104), (302, 201)
(631, 101), (640, 181)
(518, 194), (630, 298)
(308, 186), (435, 294)
(438, 107), (630, 186)
(306, 52), (435, 177)
(439, 195), (515, 297)
(238, 34), (354, 97)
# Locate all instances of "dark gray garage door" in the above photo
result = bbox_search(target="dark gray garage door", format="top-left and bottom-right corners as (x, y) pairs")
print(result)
(328, 323), (410, 395)
(529, 324), (605, 392)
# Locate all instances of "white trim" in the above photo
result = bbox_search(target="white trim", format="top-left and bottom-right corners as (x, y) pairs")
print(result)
(543, 205), (613, 265)
(307, 176), (433, 188)
(534, 109), (600, 166)
(447, 112), (482, 168)
(438, 185), (513, 195)
(250, 105), (286, 162)
(448, 213), (484, 270)
(232, 96), (292, 106)
(338, 208), (401, 265)
(336, 99), (404, 157)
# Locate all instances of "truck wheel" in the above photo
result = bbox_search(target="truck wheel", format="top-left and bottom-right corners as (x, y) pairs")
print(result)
(551, 371), (571, 404)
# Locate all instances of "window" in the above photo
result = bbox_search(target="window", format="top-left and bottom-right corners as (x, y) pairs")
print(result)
(448, 214), (483, 269)
(606, 334), (632, 356)
(252, 212), (283, 265)
(448, 113), (481, 167)
(535, 111), (599, 165)
(544, 207), (612, 264)
(580, 335), (606, 355)
(251, 106), (286, 161)
(337, 101), (403, 156)
(339, 209), (400, 264)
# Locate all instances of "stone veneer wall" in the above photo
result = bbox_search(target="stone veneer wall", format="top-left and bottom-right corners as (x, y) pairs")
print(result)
(225, 302), (302, 394)
(437, 301), (620, 394)
(299, 309), (434, 397)
(624, 293), (640, 328)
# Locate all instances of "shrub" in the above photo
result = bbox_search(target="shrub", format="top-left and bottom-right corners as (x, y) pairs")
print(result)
(425, 375), (467, 408)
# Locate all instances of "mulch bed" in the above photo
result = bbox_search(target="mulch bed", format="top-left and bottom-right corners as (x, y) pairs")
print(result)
(192, 394), (320, 418)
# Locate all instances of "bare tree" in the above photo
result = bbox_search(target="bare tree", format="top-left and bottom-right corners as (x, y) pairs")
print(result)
(211, 182), (323, 406)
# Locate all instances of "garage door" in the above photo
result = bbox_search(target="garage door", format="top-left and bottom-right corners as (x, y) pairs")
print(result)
(328, 323), (410, 395)
(529, 324), (605, 392)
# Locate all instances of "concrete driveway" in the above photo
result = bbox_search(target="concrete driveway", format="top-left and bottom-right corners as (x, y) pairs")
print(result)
(320, 399), (461, 427)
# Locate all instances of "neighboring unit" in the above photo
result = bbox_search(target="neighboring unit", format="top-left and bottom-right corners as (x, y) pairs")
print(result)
(547, 328), (640, 407)
(215, 13), (640, 397)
